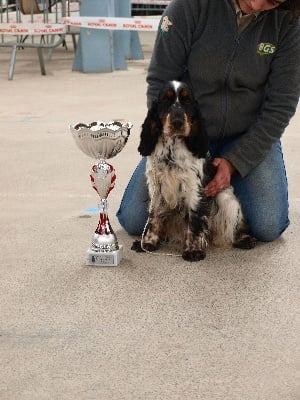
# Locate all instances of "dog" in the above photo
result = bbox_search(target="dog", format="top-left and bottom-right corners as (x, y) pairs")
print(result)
(132, 81), (256, 262)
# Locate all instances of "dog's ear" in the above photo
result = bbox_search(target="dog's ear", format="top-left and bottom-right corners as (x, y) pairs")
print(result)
(184, 110), (210, 158)
(138, 101), (162, 156)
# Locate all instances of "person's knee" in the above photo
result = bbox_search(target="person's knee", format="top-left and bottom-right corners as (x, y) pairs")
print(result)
(250, 219), (289, 242)
(119, 219), (143, 236)
(116, 208), (144, 236)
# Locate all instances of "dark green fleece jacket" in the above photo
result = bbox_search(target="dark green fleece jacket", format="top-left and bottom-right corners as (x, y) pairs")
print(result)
(146, 0), (300, 177)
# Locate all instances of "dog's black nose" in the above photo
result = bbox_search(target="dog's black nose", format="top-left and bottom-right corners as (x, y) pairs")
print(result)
(170, 103), (185, 129)
(171, 118), (184, 130)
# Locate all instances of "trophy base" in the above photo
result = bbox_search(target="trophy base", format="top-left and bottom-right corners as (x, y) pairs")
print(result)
(86, 245), (123, 267)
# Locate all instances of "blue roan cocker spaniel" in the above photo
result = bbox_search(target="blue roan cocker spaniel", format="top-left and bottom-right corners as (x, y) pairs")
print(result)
(132, 81), (256, 262)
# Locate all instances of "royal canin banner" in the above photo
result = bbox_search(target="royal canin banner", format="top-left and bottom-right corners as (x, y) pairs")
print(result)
(59, 16), (160, 31)
(0, 23), (66, 35)
(0, 17), (161, 35)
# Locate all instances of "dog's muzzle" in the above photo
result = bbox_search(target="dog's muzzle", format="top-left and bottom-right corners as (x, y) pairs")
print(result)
(170, 103), (185, 130)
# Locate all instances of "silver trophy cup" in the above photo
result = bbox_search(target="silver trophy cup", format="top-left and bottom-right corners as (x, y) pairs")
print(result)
(70, 121), (132, 266)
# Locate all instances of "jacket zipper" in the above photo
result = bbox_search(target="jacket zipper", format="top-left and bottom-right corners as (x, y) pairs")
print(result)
(216, 13), (261, 153)
(217, 36), (240, 153)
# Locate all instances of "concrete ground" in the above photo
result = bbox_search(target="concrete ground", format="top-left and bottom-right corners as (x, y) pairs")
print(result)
(0, 32), (299, 400)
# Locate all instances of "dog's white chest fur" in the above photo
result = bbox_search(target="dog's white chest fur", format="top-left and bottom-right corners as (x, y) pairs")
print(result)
(146, 137), (205, 210)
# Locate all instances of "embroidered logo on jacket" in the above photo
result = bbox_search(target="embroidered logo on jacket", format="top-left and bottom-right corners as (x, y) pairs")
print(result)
(160, 16), (173, 34)
(257, 42), (276, 56)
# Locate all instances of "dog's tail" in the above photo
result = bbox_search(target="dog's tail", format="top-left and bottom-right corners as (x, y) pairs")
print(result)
(209, 187), (245, 247)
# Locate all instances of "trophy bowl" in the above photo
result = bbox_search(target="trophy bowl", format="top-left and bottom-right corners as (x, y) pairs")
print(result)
(70, 120), (132, 159)
(70, 120), (133, 266)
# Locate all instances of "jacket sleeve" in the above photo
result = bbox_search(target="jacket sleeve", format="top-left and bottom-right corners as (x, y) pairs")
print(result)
(224, 19), (300, 178)
(146, 0), (199, 108)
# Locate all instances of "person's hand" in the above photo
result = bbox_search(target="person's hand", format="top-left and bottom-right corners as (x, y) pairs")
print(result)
(205, 158), (236, 197)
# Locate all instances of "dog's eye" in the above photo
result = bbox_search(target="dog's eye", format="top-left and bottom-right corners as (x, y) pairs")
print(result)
(165, 89), (175, 99)
(180, 89), (189, 98)
(179, 88), (192, 102)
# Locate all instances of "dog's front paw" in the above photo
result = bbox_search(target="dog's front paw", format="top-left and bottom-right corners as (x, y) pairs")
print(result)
(142, 242), (159, 252)
(131, 240), (159, 253)
(131, 240), (144, 252)
(233, 234), (257, 250)
(182, 249), (206, 262)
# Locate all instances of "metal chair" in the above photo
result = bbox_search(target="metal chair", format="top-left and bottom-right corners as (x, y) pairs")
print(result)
(0, 0), (66, 79)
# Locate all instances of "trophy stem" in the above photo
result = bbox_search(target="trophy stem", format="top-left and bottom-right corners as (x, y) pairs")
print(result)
(95, 204), (113, 236)
(88, 185), (122, 266)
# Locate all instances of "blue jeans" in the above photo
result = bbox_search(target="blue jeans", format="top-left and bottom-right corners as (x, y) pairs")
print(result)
(117, 141), (289, 242)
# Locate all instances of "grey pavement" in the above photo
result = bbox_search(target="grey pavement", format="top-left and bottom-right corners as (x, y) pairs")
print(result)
(0, 32), (299, 400)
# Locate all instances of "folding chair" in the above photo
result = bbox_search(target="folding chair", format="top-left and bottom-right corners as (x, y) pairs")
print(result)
(0, 0), (66, 79)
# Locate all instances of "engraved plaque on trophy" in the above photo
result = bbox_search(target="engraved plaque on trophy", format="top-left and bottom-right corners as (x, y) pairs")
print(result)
(70, 121), (132, 266)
